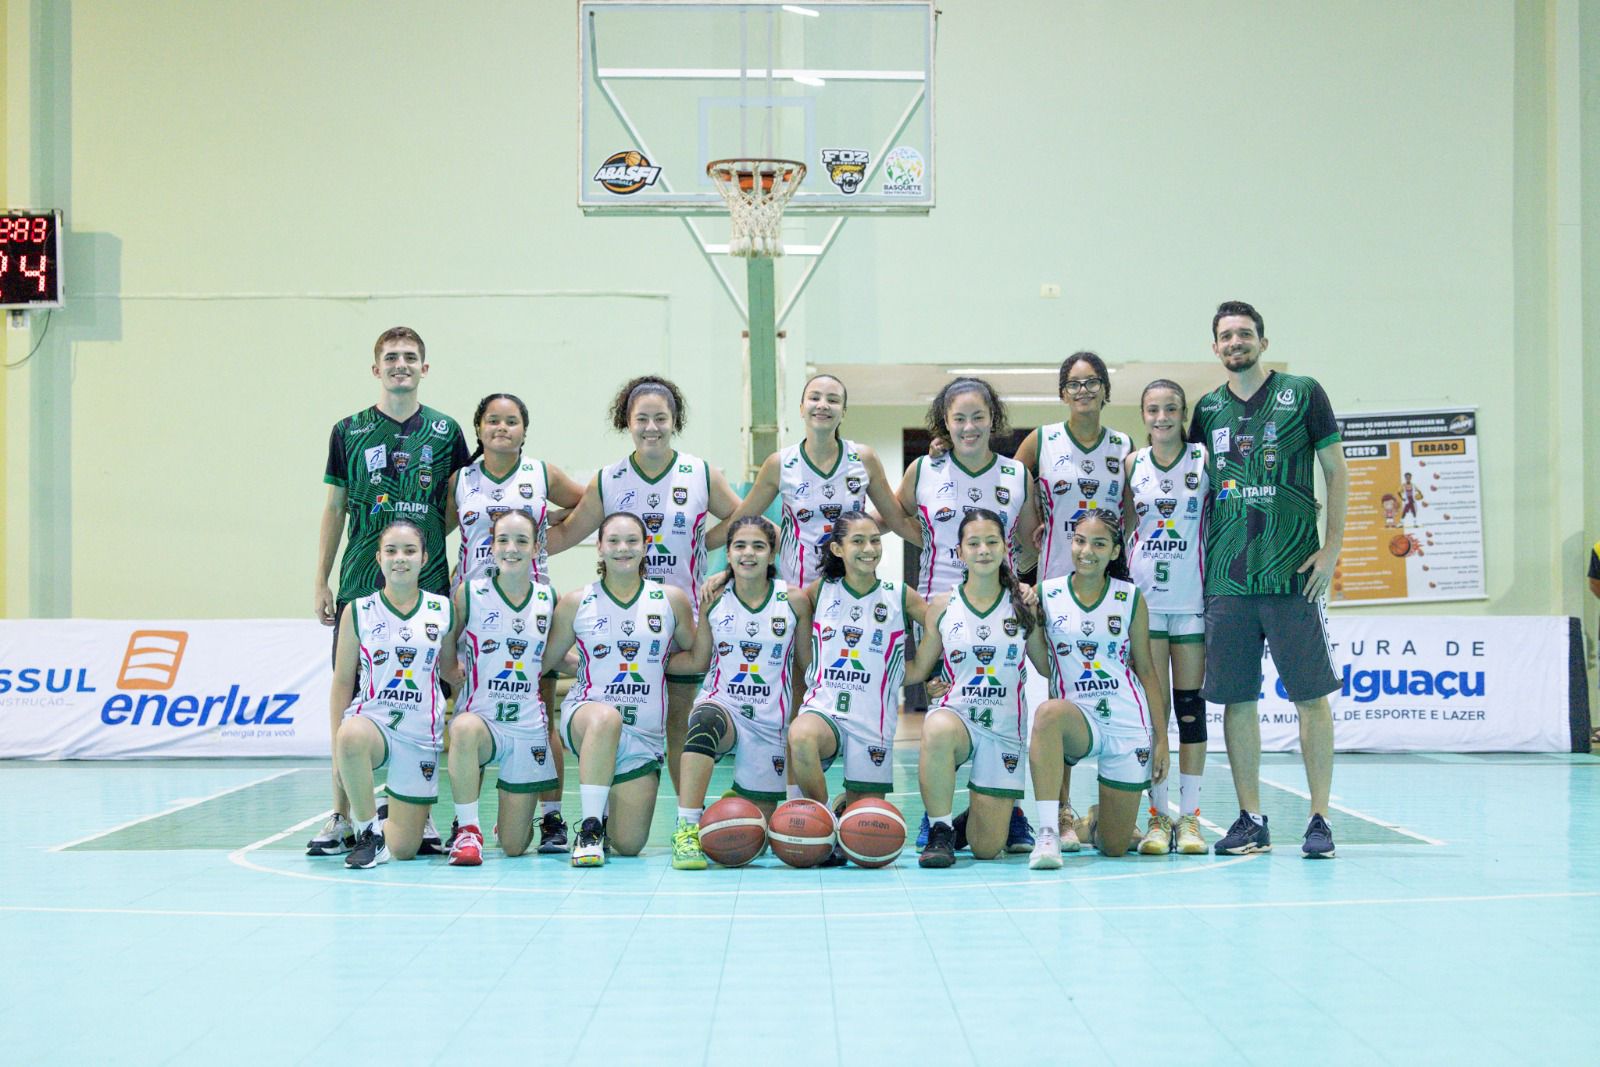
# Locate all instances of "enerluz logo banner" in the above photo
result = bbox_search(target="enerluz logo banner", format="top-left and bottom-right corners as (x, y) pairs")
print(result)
(1018, 615), (1570, 753)
(0, 620), (333, 759)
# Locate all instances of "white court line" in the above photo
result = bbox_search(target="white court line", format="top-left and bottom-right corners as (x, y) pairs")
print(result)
(229, 824), (1261, 897)
(49, 768), (305, 852)
(1258, 775), (1446, 846)
(6, 888), (1595, 924)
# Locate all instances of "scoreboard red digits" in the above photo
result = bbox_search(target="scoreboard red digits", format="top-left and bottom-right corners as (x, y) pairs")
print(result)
(0, 211), (63, 308)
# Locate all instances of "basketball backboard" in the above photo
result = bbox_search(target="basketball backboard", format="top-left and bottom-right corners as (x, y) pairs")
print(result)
(579, 1), (936, 216)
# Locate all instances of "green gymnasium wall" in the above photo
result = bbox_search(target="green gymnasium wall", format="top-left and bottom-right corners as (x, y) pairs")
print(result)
(2, 1), (1597, 625)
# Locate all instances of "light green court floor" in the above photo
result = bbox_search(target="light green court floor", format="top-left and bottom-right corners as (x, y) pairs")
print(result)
(3, 747), (1597, 1065)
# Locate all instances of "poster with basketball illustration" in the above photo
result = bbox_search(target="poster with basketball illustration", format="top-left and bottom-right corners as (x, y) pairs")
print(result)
(1331, 409), (1485, 605)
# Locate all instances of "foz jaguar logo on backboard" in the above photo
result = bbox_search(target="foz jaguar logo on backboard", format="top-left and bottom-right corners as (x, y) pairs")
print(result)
(593, 150), (661, 195)
(821, 148), (869, 194)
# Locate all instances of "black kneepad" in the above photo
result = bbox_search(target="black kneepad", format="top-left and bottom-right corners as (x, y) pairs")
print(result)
(683, 703), (730, 758)
(1174, 689), (1206, 744)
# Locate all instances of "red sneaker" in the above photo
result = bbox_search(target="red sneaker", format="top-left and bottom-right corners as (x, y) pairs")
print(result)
(448, 824), (484, 866)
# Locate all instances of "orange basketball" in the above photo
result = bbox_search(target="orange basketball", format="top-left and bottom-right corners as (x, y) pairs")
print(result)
(1388, 534), (1412, 557)
(838, 797), (906, 868)
(699, 796), (767, 867)
(767, 799), (836, 868)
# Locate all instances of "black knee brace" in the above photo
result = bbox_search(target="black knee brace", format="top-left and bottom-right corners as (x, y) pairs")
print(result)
(683, 703), (730, 758)
(1174, 689), (1207, 744)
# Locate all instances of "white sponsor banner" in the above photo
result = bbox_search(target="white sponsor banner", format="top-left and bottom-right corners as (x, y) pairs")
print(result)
(0, 620), (332, 759)
(1199, 615), (1568, 752)
(1024, 615), (1570, 753)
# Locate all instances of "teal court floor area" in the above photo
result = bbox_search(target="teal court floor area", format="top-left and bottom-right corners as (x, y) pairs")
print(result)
(3, 744), (1597, 1066)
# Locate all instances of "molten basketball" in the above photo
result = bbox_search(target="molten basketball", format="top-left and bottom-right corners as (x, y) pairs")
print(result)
(698, 797), (767, 867)
(767, 799), (836, 868)
(838, 797), (906, 868)
(1388, 534), (1412, 557)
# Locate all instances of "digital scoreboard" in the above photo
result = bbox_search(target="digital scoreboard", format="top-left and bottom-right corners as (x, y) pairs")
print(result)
(0, 211), (63, 309)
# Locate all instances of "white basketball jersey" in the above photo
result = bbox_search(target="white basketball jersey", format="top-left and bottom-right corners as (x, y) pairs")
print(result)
(1036, 424), (1133, 579)
(566, 579), (677, 743)
(1039, 575), (1150, 737)
(599, 451), (710, 612)
(912, 454), (1028, 599)
(456, 457), (551, 585)
(347, 590), (452, 745)
(700, 581), (799, 731)
(456, 577), (556, 726)
(1126, 444), (1209, 614)
(777, 438), (870, 586)
(935, 587), (1028, 741)
(803, 578), (907, 740)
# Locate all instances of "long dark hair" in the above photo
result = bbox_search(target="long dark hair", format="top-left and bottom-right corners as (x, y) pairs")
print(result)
(1071, 510), (1132, 583)
(956, 508), (1034, 634)
(925, 376), (1009, 441)
(818, 510), (880, 582)
(722, 515), (778, 584)
(1059, 350), (1111, 406)
(469, 392), (531, 463)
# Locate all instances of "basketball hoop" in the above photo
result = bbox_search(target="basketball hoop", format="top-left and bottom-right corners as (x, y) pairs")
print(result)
(706, 158), (806, 258)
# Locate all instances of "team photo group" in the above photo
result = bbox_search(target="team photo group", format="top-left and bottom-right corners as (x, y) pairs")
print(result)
(309, 298), (1347, 874)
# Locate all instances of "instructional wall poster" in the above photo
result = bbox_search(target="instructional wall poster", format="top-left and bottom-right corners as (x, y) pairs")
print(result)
(1331, 408), (1485, 605)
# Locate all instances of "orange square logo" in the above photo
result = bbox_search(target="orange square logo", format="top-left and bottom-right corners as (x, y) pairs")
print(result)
(117, 630), (189, 690)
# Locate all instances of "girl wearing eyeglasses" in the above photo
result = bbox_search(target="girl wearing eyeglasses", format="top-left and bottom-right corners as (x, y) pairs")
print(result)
(1012, 350), (1135, 850)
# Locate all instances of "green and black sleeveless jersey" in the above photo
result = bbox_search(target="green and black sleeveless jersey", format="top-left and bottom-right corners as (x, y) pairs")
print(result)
(1187, 371), (1339, 597)
(324, 404), (470, 605)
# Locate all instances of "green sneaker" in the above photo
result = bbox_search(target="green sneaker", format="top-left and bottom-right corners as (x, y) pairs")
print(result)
(671, 819), (707, 870)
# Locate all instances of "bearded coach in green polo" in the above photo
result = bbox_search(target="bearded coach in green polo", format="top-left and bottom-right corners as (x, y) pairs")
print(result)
(1188, 301), (1348, 860)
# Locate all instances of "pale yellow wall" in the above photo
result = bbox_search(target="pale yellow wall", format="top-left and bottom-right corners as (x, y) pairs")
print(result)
(3, 1), (1595, 621)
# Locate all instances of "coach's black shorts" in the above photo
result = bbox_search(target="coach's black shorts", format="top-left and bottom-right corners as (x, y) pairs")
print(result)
(1201, 594), (1340, 705)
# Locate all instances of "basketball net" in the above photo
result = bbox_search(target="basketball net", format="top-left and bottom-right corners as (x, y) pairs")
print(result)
(706, 159), (806, 258)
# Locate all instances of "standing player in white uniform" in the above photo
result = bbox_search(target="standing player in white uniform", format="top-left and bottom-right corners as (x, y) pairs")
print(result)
(670, 516), (813, 870)
(897, 376), (1038, 852)
(438, 510), (559, 865)
(711, 373), (916, 586)
(546, 376), (741, 799)
(329, 519), (453, 869)
(898, 377), (1038, 601)
(904, 509), (1048, 867)
(788, 512), (932, 865)
(1011, 351), (1134, 847)
(541, 512), (698, 866)
(1125, 380), (1211, 856)
(1027, 510), (1169, 868)
(449, 391), (587, 854)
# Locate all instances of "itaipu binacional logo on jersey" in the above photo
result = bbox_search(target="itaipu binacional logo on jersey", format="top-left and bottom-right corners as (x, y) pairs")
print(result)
(593, 150), (661, 194)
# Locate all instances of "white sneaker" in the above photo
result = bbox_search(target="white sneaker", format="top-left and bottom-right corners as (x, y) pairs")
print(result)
(306, 813), (355, 855)
(1029, 826), (1064, 870)
(1058, 806), (1082, 852)
(1175, 814), (1207, 855)
(1138, 812), (1174, 855)
(571, 817), (606, 868)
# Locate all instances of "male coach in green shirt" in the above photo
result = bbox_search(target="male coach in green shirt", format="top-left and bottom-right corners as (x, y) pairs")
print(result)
(306, 326), (470, 856)
(1188, 301), (1347, 859)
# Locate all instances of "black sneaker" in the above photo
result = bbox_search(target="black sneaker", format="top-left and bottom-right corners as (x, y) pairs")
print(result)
(1302, 814), (1336, 859)
(1213, 810), (1272, 855)
(443, 818), (461, 852)
(346, 826), (390, 869)
(952, 809), (970, 851)
(537, 811), (570, 854)
(571, 817), (605, 867)
(919, 820), (957, 868)
(821, 844), (849, 867)
(416, 815), (444, 856)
